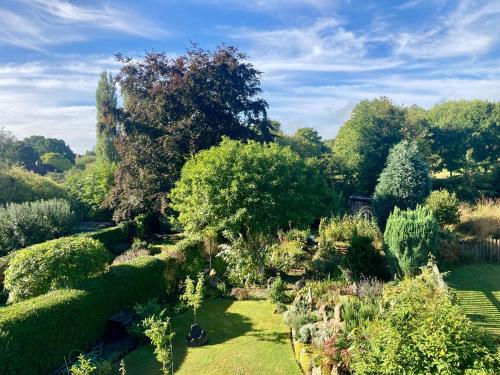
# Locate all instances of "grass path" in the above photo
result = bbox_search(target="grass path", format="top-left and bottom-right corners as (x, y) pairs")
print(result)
(120, 299), (301, 375)
(446, 263), (500, 337)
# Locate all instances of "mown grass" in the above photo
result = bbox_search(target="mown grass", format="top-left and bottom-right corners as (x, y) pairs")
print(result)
(118, 299), (301, 375)
(446, 263), (500, 337)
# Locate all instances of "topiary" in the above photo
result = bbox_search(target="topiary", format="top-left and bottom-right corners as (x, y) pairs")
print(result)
(4, 237), (112, 303)
(373, 140), (431, 229)
(424, 189), (460, 227)
(383, 205), (439, 276)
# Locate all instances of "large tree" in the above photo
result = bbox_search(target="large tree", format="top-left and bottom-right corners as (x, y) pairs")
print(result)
(278, 127), (329, 159)
(23, 135), (75, 163)
(107, 45), (274, 221)
(330, 97), (405, 195)
(170, 138), (334, 238)
(95, 71), (119, 163)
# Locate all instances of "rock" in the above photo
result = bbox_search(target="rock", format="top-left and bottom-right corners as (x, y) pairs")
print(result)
(187, 323), (208, 347)
(294, 275), (306, 291)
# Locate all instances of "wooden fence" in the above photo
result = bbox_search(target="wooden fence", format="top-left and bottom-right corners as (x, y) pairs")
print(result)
(458, 238), (500, 263)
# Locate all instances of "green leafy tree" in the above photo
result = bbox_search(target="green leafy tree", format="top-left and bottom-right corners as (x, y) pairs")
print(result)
(424, 189), (460, 227)
(373, 140), (431, 228)
(96, 71), (119, 163)
(170, 138), (334, 238)
(278, 127), (329, 159)
(107, 45), (274, 221)
(41, 152), (73, 172)
(24, 135), (75, 163)
(0, 128), (18, 167)
(383, 205), (439, 276)
(180, 273), (204, 323)
(64, 162), (116, 220)
(330, 97), (405, 194)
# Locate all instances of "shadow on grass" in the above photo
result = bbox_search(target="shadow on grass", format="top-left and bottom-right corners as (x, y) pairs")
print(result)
(247, 330), (290, 344)
(171, 298), (252, 371)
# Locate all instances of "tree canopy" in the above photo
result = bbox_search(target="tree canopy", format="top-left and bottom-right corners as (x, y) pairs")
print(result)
(170, 138), (334, 238)
(95, 71), (119, 163)
(24, 135), (75, 163)
(107, 45), (274, 221)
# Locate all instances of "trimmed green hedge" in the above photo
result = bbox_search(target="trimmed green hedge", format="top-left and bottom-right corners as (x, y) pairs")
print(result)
(83, 225), (130, 255)
(0, 253), (180, 375)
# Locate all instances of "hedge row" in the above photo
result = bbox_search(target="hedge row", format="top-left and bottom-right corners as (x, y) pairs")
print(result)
(83, 225), (130, 255)
(0, 253), (180, 375)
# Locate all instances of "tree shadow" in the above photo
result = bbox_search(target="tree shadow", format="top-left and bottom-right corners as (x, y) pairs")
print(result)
(171, 298), (253, 371)
(246, 330), (290, 344)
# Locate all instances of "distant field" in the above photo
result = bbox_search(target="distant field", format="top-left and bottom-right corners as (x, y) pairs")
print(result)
(446, 263), (500, 337)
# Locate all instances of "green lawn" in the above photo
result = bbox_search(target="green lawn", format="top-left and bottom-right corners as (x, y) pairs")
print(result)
(446, 263), (500, 337)
(119, 299), (301, 375)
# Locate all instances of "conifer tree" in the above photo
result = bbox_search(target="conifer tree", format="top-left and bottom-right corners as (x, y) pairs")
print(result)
(96, 71), (119, 163)
(373, 140), (431, 228)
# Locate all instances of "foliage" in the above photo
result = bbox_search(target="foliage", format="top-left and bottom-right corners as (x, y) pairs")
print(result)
(373, 140), (431, 228)
(70, 354), (97, 375)
(425, 189), (460, 227)
(217, 234), (270, 286)
(0, 253), (180, 375)
(95, 71), (119, 163)
(173, 235), (205, 279)
(329, 97), (405, 194)
(0, 166), (68, 205)
(319, 215), (381, 250)
(64, 162), (116, 220)
(0, 198), (78, 254)
(284, 302), (317, 333)
(341, 298), (378, 333)
(269, 240), (307, 272)
(143, 313), (174, 375)
(350, 263), (500, 374)
(384, 205), (439, 276)
(170, 138), (334, 238)
(41, 152), (73, 172)
(4, 237), (111, 302)
(310, 249), (340, 278)
(180, 273), (204, 323)
(278, 127), (329, 159)
(107, 45), (274, 221)
(83, 225), (131, 255)
(457, 198), (500, 239)
(268, 275), (287, 304)
(24, 135), (75, 163)
(341, 234), (387, 280)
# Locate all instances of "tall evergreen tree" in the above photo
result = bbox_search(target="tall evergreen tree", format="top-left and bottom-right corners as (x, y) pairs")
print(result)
(373, 140), (431, 228)
(95, 71), (119, 163)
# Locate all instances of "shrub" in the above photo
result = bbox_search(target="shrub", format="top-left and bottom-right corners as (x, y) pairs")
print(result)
(384, 205), (439, 276)
(84, 225), (130, 255)
(0, 253), (180, 375)
(0, 167), (68, 205)
(373, 140), (431, 229)
(269, 240), (306, 272)
(0, 199), (78, 254)
(268, 275), (287, 304)
(4, 237), (112, 303)
(173, 235), (205, 278)
(425, 189), (460, 227)
(309, 249), (340, 278)
(341, 234), (387, 280)
(350, 263), (500, 374)
(143, 314), (174, 375)
(341, 298), (378, 333)
(319, 215), (381, 251)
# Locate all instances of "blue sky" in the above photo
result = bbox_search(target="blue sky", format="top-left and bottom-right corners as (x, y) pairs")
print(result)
(0, 0), (499, 153)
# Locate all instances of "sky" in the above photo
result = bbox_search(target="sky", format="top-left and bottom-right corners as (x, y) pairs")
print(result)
(0, 0), (499, 153)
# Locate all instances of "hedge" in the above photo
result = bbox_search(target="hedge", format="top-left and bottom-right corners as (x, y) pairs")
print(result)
(0, 253), (180, 375)
(83, 225), (130, 255)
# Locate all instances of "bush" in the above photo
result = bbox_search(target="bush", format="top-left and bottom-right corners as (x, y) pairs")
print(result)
(0, 253), (180, 375)
(0, 167), (68, 205)
(268, 275), (287, 304)
(373, 140), (431, 229)
(341, 234), (387, 280)
(41, 152), (73, 172)
(350, 263), (500, 374)
(0, 199), (78, 254)
(309, 249), (340, 277)
(384, 205), (439, 276)
(4, 237), (112, 303)
(425, 189), (460, 227)
(84, 225), (131, 255)
(269, 240), (306, 272)
(173, 235), (205, 279)
(319, 215), (381, 251)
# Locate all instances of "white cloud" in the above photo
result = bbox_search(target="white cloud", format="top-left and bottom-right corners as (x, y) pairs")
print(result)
(195, 0), (333, 11)
(0, 0), (168, 50)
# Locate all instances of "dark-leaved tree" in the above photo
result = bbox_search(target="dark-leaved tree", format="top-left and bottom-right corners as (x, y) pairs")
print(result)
(107, 45), (274, 221)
